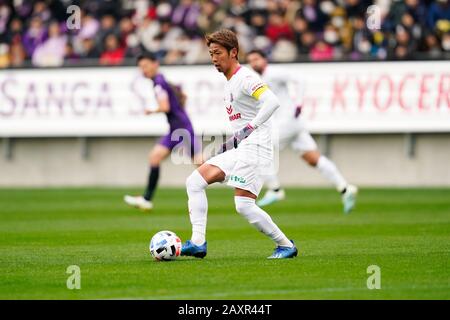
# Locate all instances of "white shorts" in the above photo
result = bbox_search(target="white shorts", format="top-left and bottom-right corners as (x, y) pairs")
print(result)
(276, 118), (317, 153)
(206, 147), (271, 197)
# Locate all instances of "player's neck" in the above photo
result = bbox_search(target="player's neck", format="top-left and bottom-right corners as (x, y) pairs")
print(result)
(261, 64), (268, 75)
(225, 62), (241, 80)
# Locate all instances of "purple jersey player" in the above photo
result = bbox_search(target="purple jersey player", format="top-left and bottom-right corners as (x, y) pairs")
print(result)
(124, 53), (203, 211)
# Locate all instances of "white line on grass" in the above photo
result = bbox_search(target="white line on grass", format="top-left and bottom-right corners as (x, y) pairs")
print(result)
(105, 284), (450, 300)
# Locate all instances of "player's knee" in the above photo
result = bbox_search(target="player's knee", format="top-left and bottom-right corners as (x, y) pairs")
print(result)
(234, 197), (254, 216)
(149, 153), (162, 166)
(186, 170), (207, 192)
(303, 151), (320, 167)
(307, 158), (318, 167)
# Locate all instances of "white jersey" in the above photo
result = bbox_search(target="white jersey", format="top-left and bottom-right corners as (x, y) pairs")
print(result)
(224, 65), (273, 160)
(260, 66), (317, 153)
(261, 65), (305, 124)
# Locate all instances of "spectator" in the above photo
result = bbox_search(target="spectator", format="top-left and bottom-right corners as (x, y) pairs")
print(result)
(394, 45), (411, 60)
(32, 1), (51, 24)
(310, 39), (334, 61)
(197, 0), (227, 35)
(300, 0), (329, 32)
(99, 34), (125, 65)
(171, 0), (201, 37)
(22, 16), (47, 57)
(227, 0), (252, 25)
(95, 14), (119, 52)
(350, 16), (372, 57)
(427, 0), (450, 31)
(395, 26), (416, 54)
(265, 11), (294, 43)
(124, 33), (143, 58)
(5, 18), (24, 45)
(272, 39), (298, 61)
(9, 41), (27, 67)
(0, 2), (11, 42)
(32, 21), (67, 67)
(64, 42), (80, 64)
(441, 32), (450, 52)
(297, 30), (317, 55)
(249, 10), (268, 36)
(0, 43), (9, 68)
(78, 14), (101, 40)
(119, 16), (135, 47)
(0, 0), (447, 67)
(80, 37), (101, 59)
(419, 32), (443, 58)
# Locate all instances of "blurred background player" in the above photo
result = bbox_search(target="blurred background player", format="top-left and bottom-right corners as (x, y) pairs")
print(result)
(181, 29), (297, 259)
(246, 50), (358, 213)
(124, 53), (203, 211)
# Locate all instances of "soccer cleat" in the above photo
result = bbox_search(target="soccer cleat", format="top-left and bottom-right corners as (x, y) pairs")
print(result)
(342, 185), (358, 214)
(257, 189), (286, 207)
(124, 195), (153, 211)
(180, 240), (207, 258)
(268, 240), (298, 259)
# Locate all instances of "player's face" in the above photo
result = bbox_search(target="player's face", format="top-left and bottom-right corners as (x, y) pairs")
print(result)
(208, 43), (237, 74)
(247, 53), (267, 75)
(138, 59), (159, 79)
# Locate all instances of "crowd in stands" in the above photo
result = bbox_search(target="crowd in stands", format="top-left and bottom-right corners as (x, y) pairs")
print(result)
(0, 0), (449, 68)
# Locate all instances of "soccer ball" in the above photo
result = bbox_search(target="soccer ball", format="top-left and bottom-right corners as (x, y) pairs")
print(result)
(149, 230), (182, 261)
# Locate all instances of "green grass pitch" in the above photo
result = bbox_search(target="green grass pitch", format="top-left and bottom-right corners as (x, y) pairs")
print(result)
(0, 187), (449, 299)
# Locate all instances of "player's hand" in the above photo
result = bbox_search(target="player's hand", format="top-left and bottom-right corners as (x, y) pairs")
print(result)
(294, 105), (302, 118)
(218, 123), (255, 154)
(144, 108), (155, 115)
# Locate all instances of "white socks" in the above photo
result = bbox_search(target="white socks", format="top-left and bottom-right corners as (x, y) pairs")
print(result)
(264, 156), (347, 193)
(186, 170), (209, 246)
(186, 170), (293, 248)
(316, 156), (348, 193)
(235, 196), (293, 247)
(264, 173), (281, 191)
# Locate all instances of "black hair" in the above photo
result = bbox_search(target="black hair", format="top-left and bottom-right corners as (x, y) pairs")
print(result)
(136, 52), (158, 64)
(246, 49), (267, 59)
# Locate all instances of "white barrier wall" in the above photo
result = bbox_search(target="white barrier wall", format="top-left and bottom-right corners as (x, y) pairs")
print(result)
(1, 61), (449, 137)
(0, 62), (449, 187)
(1, 134), (449, 187)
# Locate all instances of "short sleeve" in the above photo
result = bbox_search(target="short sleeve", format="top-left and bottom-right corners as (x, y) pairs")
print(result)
(154, 84), (169, 100)
(242, 74), (269, 100)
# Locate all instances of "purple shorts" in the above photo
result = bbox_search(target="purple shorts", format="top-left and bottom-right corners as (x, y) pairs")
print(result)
(158, 127), (201, 157)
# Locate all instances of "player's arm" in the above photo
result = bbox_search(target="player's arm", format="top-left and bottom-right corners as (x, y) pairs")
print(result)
(285, 72), (305, 117)
(144, 85), (171, 114)
(220, 86), (280, 153)
(249, 87), (280, 128)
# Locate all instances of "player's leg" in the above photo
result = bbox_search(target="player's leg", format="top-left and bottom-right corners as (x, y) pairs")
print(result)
(124, 143), (170, 211)
(181, 162), (226, 258)
(190, 131), (204, 167)
(257, 174), (285, 207)
(234, 188), (297, 259)
(296, 132), (358, 213)
(145, 144), (171, 199)
(257, 124), (293, 207)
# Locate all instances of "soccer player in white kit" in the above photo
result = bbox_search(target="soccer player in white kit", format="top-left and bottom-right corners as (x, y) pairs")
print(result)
(246, 50), (358, 214)
(181, 29), (298, 259)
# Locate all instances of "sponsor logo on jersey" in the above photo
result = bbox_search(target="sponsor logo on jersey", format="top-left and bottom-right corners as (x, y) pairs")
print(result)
(251, 83), (264, 92)
(229, 113), (241, 121)
(230, 175), (246, 184)
(226, 105), (233, 114)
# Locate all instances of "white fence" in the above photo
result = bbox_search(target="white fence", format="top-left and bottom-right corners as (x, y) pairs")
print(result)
(1, 61), (449, 137)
